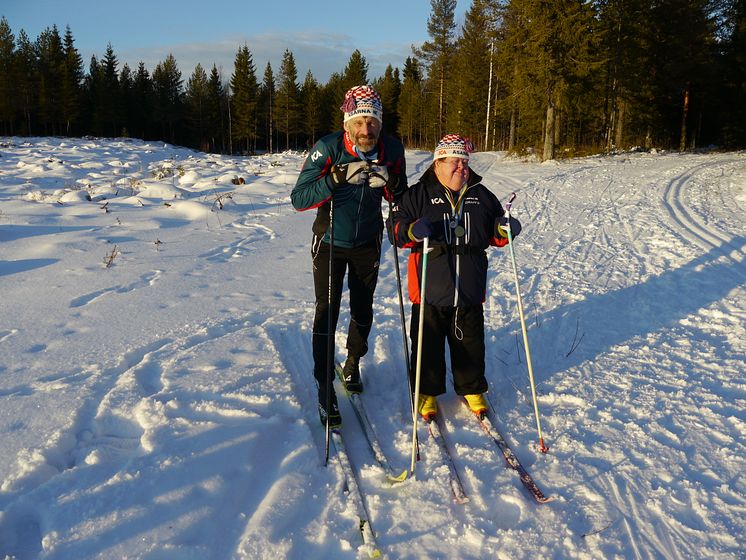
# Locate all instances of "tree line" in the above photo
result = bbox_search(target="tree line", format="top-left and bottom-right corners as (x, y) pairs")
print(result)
(1, 0), (744, 159)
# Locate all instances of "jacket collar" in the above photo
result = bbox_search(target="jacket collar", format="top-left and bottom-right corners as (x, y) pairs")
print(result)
(343, 131), (385, 162)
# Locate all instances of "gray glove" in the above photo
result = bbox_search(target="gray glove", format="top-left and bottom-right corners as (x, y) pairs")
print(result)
(367, 165), (389, 188)
(330, 161), (370, 186)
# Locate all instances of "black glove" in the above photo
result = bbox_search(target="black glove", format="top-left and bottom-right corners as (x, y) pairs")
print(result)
(383, 175), (402, 202)
(330, 164), (347, 186)
(410, 217), (433, 241)
(330, 161), (369, 187)
(495, 215), (522, 239)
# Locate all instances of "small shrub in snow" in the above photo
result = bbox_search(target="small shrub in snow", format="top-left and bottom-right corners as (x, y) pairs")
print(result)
(103, 245), (119, 268)
(151, 163), (185, 180)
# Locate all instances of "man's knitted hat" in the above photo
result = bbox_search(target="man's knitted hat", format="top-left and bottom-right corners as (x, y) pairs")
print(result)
(340, 85), (383, 123)
(434, 134), (475, 160)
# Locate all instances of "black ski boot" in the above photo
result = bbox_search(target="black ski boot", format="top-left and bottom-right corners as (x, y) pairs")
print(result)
(318, 384), (341, 428)
(342, 356), (363, 394)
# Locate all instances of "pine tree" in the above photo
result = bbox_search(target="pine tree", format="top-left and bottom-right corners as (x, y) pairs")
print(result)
(498, 0), (599, 159)
(36, 25), (65, 135)
(342, 49), (368, 90)
(0, 17), (16, 134)
(450, 0), (495, 146)
(372, 65), (401, 138)
(184, 63), (210, 150)
(152, 54), (183, 143)
(325, 50), (370, 131)
(398, 56), (425, 147)
(322, 71), (345, 132)
(650, 0), (719, 150)
(131, 62), (154, 140)
(119, 63), (134, 137)
(300, 70), (321, 148)
(61, 25), (83, 135)
(275, 49), (301, 150)
(597, 0), (658, 150)
(82, 55), (101, 135)
(99, 43), (120, 137)
(15, 30), (37, 135)
(207, 65), (227, 153)
(259, 62), (275, 153)
(721, 0), (746, 145)
(416, 0), (458, 140)
(229, 44), (258, 154)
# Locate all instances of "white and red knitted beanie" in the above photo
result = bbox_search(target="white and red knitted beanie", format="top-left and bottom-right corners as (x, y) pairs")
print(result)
(434, 134), (475, 160)
(340, 85), (383, 123)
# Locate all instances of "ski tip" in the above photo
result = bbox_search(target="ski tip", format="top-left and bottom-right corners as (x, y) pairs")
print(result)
(386, 469), (409, 484)
(536, 494), (555, 504)
(358, 541), (382, 559)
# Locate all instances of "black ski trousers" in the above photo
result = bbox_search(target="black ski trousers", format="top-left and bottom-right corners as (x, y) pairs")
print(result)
(311, 236), (380, 386)
(409, 303), (488, 397)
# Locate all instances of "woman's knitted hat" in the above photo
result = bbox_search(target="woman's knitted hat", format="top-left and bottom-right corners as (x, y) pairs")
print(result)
(434, 134), (475, 160)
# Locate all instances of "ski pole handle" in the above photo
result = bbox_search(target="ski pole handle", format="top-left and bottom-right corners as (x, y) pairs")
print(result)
(505, 191), (517, 214)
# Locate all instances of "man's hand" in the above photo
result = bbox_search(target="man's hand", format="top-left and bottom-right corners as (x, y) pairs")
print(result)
(367, 165), (389, 188)
(330, 161), (370, 186)
(367, 165), (404, 201)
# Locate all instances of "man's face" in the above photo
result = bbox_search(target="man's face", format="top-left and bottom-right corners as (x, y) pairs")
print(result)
(344, 116), (382, 152)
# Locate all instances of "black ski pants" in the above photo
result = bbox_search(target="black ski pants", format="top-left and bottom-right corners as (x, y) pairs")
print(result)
(311, 236), (380, 386)
(409, 304), (488, 397)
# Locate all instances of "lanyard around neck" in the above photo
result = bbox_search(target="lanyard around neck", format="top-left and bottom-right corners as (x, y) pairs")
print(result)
(354, 146), (378, 163)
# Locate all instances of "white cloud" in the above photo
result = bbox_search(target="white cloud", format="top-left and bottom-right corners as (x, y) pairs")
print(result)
(83, 30), (418, 85)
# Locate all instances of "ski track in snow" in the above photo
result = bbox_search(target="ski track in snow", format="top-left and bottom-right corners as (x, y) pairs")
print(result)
(0, 138), (744, 559)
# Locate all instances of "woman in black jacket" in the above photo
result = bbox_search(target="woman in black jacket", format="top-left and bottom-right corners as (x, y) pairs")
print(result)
(392, 134), (520, 420)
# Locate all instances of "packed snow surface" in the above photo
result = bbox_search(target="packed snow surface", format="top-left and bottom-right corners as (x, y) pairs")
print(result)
(0, 137), (744, 559)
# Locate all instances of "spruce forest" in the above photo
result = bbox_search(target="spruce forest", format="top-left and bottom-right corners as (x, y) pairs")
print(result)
(1, 0), (745, 159)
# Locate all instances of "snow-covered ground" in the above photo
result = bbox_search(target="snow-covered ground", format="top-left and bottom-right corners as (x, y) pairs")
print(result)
(0, 137), (743, 559)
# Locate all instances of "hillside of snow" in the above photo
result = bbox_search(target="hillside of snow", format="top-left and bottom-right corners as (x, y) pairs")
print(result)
(0, 137), (744, 559)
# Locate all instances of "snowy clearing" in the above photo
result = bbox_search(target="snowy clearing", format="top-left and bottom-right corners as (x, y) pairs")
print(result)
(0, 137), (744, 559)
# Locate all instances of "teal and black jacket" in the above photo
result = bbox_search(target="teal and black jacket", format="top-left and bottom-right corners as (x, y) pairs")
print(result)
(291, 130), (407, 248)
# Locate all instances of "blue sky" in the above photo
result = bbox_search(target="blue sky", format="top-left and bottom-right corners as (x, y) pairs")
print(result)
(2, 0), (468, 83)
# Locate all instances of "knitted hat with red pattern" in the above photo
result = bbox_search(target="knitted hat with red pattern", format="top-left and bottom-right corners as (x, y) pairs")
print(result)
(434, 134), (475, 160)
(340, 85), (383, 123)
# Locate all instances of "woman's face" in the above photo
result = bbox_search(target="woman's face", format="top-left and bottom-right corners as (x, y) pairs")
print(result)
(434, 157), (469, 191)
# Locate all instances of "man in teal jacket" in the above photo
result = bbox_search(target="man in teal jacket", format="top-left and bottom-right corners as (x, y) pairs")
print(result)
(291, 85), (407, 427)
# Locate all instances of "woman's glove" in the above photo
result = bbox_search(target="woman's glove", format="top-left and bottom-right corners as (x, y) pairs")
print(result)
(495, 215), (522, 239)
(409, 218), (433, 241)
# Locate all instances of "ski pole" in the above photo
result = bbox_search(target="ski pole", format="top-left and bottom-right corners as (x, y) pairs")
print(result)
(387, 197), (419, 462)
(410, 236), (430, 474)
(505, 192), (548, 453)
(324, 196), (335, 466)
